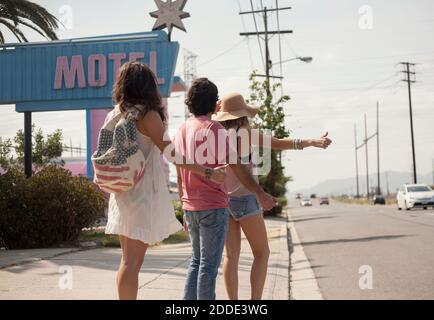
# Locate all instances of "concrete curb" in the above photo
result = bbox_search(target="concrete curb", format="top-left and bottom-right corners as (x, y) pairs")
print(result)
(287, 219), (323, 300)
(267, 224), (290, 300)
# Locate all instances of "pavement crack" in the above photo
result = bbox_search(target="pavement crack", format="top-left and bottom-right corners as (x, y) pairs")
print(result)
(138, 255), (190, 290)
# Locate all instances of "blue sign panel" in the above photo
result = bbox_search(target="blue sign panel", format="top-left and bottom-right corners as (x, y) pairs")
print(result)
(0, 31), (179, 112)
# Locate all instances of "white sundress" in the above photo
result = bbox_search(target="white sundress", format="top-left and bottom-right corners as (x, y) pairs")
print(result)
(105, 131), (182, 244)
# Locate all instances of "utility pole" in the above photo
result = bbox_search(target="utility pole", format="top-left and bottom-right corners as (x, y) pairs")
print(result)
(183, 49), (197, 120)
(239, 4), (292, 96)
(400, 62), (417, 184)
(364, 114), (370, 199)
(432, 158), (434, 186)
(376, 102), (381, 195)
(356, 105), (380, 199)
(354, 124), (360, 198)
(386, 171), (390, 196)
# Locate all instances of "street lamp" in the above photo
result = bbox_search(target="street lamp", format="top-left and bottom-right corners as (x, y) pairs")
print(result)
(273, 56), (313, 66)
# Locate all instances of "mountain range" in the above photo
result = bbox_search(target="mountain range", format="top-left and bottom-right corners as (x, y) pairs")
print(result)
(289, 171), (434, 197)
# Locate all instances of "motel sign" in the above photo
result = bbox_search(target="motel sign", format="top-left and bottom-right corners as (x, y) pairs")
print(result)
(0, 31), (180, 177)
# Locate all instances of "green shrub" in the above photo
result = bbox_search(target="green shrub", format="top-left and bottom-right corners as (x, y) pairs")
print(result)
(173, 200), (184, 224)
(0, 166), (105, 249)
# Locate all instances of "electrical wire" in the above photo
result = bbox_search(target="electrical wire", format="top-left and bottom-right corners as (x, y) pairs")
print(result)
(250, 0), (265, 71)
(238, 0), (255, 70)
(197, 39), (246, 68)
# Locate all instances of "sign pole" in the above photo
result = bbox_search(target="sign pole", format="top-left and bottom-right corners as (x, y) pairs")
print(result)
(24, 111), (32, 178)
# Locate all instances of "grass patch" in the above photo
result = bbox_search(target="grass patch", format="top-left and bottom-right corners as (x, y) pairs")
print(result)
(161, 231), (190, 245)
(79, 229), (189, 248)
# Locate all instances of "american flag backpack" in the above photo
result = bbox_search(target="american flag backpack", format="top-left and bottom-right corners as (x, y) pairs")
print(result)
(91, 106), (147, 194)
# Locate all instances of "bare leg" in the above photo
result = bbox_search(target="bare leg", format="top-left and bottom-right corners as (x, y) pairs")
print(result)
(223, 217), (242, 300)
(117, 235), (148, 300)
(240, 214), (270, 300)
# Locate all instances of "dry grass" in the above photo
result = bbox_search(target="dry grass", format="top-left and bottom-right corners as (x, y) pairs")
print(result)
(334, 196), (397, 206)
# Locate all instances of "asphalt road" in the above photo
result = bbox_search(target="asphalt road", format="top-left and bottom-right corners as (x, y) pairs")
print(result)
(288, 199), (434, 300)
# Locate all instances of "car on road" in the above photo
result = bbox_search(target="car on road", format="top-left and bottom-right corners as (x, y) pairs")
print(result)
(310, 194), (317, 199)
(372, 195), (386, 205)
(320, 197), (330, 205)
(300, 197), (313, 207)
(296, 193), (302, 200)
(397, 184), (434, 211)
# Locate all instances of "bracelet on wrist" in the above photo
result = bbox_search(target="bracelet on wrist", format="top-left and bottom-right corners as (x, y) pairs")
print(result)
(294, 139), (304, 150)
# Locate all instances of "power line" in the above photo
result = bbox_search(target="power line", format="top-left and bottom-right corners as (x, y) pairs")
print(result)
(249, 0), (265, 71)
(275, 0), (283, 80)
(238, 0), (255, 70)
(197, 39), (246, 67)
(240, 4), (293, 94)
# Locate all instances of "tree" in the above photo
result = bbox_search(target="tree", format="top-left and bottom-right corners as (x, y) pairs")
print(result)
(0, 0), (59, 44)
(0, 125), (63, 170)
(0, 137), (13, 169)
(248, 72), (292, 215)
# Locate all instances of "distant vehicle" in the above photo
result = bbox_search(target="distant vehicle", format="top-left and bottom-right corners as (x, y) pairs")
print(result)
(397, 184), (434, 211)
(296, 193), (302, 200)
(319, 197), (330, 205)
(300, 198), (313, 207)
(310, 194), (317, 199)
(372, 195), (386, 205)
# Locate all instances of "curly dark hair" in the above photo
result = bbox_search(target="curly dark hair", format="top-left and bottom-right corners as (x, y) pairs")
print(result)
(185, 78), (219, 116)
(112, 61), (166, 121)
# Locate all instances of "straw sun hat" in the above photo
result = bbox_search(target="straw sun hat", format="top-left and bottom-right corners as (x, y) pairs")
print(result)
(212, 93), (259, 122)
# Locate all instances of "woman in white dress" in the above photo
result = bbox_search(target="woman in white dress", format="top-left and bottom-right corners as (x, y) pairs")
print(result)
(106, 62), (226, 300)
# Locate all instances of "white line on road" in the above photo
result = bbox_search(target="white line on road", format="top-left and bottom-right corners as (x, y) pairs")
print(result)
(288, 218), (323, 300)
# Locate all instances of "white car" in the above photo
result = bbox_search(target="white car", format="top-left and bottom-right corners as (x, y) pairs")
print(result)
(397, 184), (434, 211)
(300, 198), (313, 207)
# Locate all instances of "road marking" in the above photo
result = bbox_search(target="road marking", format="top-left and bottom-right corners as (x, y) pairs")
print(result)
(288, 217), (323, 300)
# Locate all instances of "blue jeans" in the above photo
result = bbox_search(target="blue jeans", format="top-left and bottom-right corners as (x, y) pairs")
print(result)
(183, 208), (229, 300)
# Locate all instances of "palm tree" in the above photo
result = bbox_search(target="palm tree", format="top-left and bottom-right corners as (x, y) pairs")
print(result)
(0, 0), (59, 44)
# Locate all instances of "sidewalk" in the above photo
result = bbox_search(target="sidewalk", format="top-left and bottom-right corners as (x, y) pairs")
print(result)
(0, 217), (289, 300)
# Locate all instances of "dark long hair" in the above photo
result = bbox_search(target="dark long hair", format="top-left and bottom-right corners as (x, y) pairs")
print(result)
(112, 61), (166, 121)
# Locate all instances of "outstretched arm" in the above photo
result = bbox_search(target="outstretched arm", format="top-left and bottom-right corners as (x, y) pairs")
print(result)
(137, 111), (226, 184)
(252, 130), (332, 150)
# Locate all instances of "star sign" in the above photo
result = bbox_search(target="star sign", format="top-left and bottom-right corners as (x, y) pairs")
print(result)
(150, 0), (190, 35)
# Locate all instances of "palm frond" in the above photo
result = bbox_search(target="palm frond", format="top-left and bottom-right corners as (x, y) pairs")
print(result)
(0, 0), (58, 43)
(0, 17), (28, 42)
(0, 0), (20, 25)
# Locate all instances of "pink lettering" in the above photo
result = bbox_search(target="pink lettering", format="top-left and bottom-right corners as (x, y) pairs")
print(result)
(53, 51), (164, 89)
(88, 54), (107, 87)
(150, 51), (165, 85)
(109, 53), (127, 80)
(54, 55), (86, 89)
(129, 52), (145, 62)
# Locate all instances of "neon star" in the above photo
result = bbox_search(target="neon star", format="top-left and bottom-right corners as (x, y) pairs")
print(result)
(150, 0), (190, 35)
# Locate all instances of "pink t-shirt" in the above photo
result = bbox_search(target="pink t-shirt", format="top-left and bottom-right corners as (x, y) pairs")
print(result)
(174, 116), (237, 211)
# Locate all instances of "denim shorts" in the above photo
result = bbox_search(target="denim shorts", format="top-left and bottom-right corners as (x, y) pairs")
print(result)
(228, 194), (262, 221)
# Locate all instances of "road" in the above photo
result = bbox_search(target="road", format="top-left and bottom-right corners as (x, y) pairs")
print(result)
(288, 199), (434, 300)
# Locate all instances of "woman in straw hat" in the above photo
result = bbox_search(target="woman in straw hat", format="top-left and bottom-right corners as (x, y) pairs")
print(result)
(213, 93), (332, 300)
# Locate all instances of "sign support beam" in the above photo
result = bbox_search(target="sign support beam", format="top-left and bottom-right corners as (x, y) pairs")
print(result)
(24, 111), (32, 178)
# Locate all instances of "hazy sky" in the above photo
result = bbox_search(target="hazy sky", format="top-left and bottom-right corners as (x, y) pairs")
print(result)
(1, 0), (433, 192)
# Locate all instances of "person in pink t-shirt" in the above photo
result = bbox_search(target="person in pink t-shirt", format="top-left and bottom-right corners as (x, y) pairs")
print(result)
(174, 78), (276, 300)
